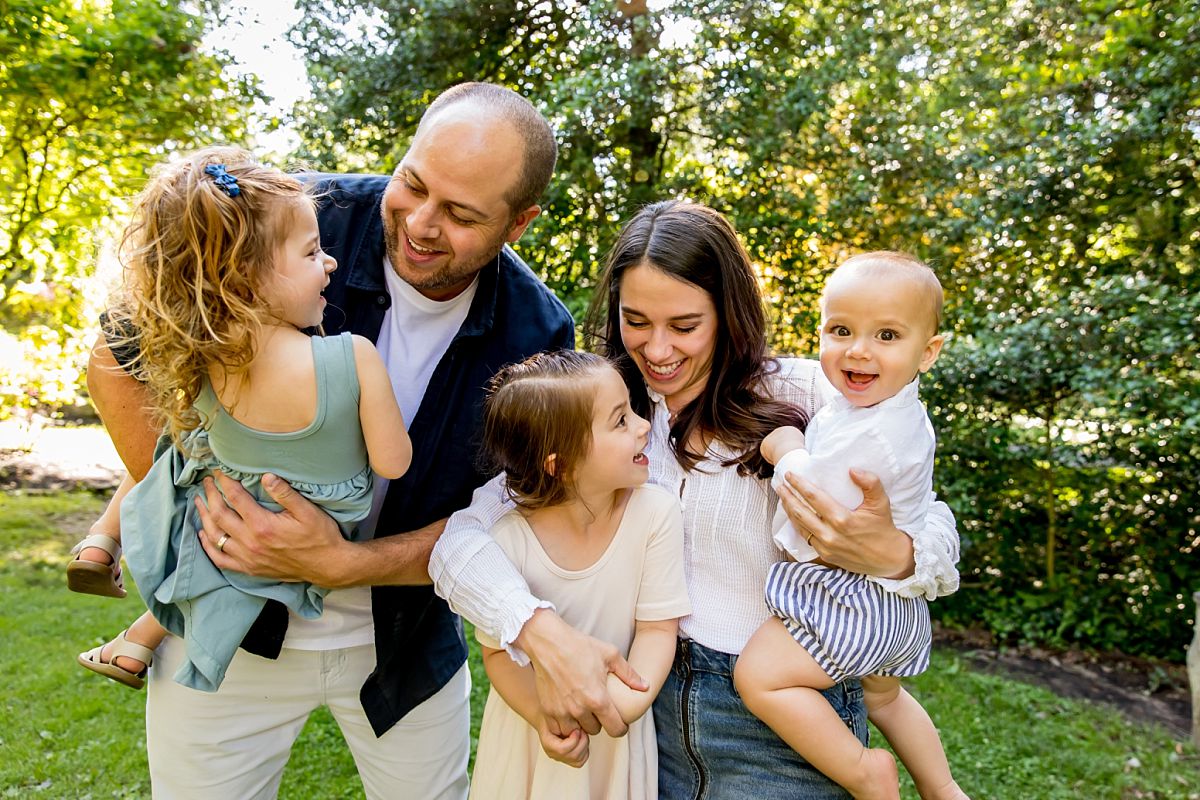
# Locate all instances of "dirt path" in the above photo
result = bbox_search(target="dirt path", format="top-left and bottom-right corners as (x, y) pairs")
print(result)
(0, 420), (124, 491)
(935, 629), (1192, 740)
(2, 420), (1193, 740)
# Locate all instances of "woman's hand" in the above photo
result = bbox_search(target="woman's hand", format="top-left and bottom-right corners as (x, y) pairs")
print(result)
(776, 468), (916, 580)
(195, 472), (347, 585)
(517, 608), (647, 738)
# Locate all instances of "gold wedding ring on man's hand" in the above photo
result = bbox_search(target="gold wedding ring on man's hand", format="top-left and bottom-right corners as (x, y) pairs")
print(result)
(216, 533), (230, 552)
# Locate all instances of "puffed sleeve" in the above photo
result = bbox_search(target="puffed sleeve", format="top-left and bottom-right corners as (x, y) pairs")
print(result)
(870, 497), (960, 600)
(429, 473), (553, 665)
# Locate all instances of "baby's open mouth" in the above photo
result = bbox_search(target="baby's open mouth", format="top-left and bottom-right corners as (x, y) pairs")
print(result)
(845, 371), (877, 387)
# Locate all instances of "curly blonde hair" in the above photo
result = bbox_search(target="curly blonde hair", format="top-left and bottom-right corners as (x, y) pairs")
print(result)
(109, 146), (315, 447)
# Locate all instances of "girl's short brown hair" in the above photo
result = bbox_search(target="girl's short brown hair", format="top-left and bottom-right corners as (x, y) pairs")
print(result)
(482, 350), (614, 509)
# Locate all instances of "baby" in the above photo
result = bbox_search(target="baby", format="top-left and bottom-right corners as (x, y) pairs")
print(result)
(735, 252), (967, 800)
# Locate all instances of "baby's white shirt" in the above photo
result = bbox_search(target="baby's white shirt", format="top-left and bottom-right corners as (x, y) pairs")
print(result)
(772, 378), (936, 598)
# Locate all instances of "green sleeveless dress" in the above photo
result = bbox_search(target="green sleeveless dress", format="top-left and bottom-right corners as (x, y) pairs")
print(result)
(122, 333), (374, 692)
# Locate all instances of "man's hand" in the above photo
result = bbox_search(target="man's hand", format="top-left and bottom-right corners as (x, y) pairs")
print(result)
(536, 717), (590, 768)
(194, 472), (347, 586)
(777, 468), (915, 580)
(518, 608), (647, 737)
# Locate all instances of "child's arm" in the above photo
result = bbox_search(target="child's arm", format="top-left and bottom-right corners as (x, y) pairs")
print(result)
(761, 425), (806, 466)
(604, 618), (679, 724)
(481, 644), (590, 767)
(352, 335), (412, 480)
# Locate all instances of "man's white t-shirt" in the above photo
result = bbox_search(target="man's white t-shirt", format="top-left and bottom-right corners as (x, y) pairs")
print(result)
(284, 258), (479, 649)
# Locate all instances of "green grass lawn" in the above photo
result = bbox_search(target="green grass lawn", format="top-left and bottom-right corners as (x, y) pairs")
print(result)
(2, 490), (1196, 799)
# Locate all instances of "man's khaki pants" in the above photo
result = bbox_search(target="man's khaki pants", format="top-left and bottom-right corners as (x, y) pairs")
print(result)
(146, 636), (470, 799)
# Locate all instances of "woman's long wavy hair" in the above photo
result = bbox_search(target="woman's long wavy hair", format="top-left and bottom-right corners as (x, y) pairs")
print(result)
(481, 350), (614, 510)
(583, 200), (806, 479)
(108, 146), (314, 448)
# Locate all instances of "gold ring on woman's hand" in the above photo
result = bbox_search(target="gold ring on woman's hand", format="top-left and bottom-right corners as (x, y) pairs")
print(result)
(216, 533), (230, 552)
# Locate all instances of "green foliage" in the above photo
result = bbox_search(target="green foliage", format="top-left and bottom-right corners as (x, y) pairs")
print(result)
(0, 0), (259, 418)
(288, 0), (1200, 660)
(288, 0), (842, 329)
(0, 324), (92, 420)
(928, 276), (1200, 657)
(895, 650), (1198, 799)
(289, 0), (1199, 335)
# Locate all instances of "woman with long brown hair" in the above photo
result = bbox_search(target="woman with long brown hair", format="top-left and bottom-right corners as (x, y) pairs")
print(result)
(432, 200), (960, 798)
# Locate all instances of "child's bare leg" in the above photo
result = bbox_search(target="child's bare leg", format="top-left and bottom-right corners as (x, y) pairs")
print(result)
(735, 618), (899, 800)
(77, 474), (134, 565)
(68, 475), (133, 597)
(863, 675), (969, 800)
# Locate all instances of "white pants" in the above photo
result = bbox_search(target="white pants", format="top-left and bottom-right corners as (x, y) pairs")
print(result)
(146, 636), (470, 800)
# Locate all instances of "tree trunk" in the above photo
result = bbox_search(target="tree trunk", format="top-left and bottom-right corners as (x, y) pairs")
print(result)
(616, 0), (663, 211)
(1044, 405), (1057, 584)
(1188, 591), (1200, 748)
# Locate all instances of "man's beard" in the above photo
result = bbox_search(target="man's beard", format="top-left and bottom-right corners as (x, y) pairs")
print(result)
(382, 212), (508, 292)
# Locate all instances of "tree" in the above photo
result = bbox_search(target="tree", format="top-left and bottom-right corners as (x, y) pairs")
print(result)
(289, 0), (1198, 325)
(172, 0), (1200, 656)
(0, 0), (259, 416)
(929, 277), (1199, 655)
(292, 3), (896, 322)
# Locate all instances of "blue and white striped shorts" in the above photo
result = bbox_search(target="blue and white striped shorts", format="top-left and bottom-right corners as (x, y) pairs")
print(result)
(764, 561), (931, 683)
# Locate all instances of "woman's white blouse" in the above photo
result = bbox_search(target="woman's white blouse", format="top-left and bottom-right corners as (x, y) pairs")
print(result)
(429, 358), (961, 661)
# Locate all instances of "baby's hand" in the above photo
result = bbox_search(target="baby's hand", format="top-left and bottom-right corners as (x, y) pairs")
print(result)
(761, 426), (806, 466)
(537, 717), (590, 768)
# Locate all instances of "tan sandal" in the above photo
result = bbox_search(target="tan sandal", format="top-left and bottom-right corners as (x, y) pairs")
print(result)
(67, 533), (126, 598)
(78, 630), (154, 689)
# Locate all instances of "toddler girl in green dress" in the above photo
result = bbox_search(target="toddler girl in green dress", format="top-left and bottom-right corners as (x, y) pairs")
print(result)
(69, 147), (411, 691)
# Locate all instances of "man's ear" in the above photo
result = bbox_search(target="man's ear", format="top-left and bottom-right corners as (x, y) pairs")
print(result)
(919, 333), (946, 373)
(505, 205), (541, 243)
(543, 452), (557, 476)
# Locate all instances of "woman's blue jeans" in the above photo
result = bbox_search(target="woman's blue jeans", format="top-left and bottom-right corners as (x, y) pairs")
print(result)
(654, 638), (867, 799)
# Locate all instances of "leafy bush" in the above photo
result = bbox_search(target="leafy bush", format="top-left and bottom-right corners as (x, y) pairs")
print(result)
(0, 323), (92, 422)
(927, 276), (1199, 660)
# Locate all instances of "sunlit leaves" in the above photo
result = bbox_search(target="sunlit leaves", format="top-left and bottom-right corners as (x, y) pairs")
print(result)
(284, 0), (1197, 655)
(0, 0), (258, 414)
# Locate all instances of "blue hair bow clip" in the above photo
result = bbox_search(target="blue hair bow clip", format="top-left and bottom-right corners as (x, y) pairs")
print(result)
(204, 164), (241, 198)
